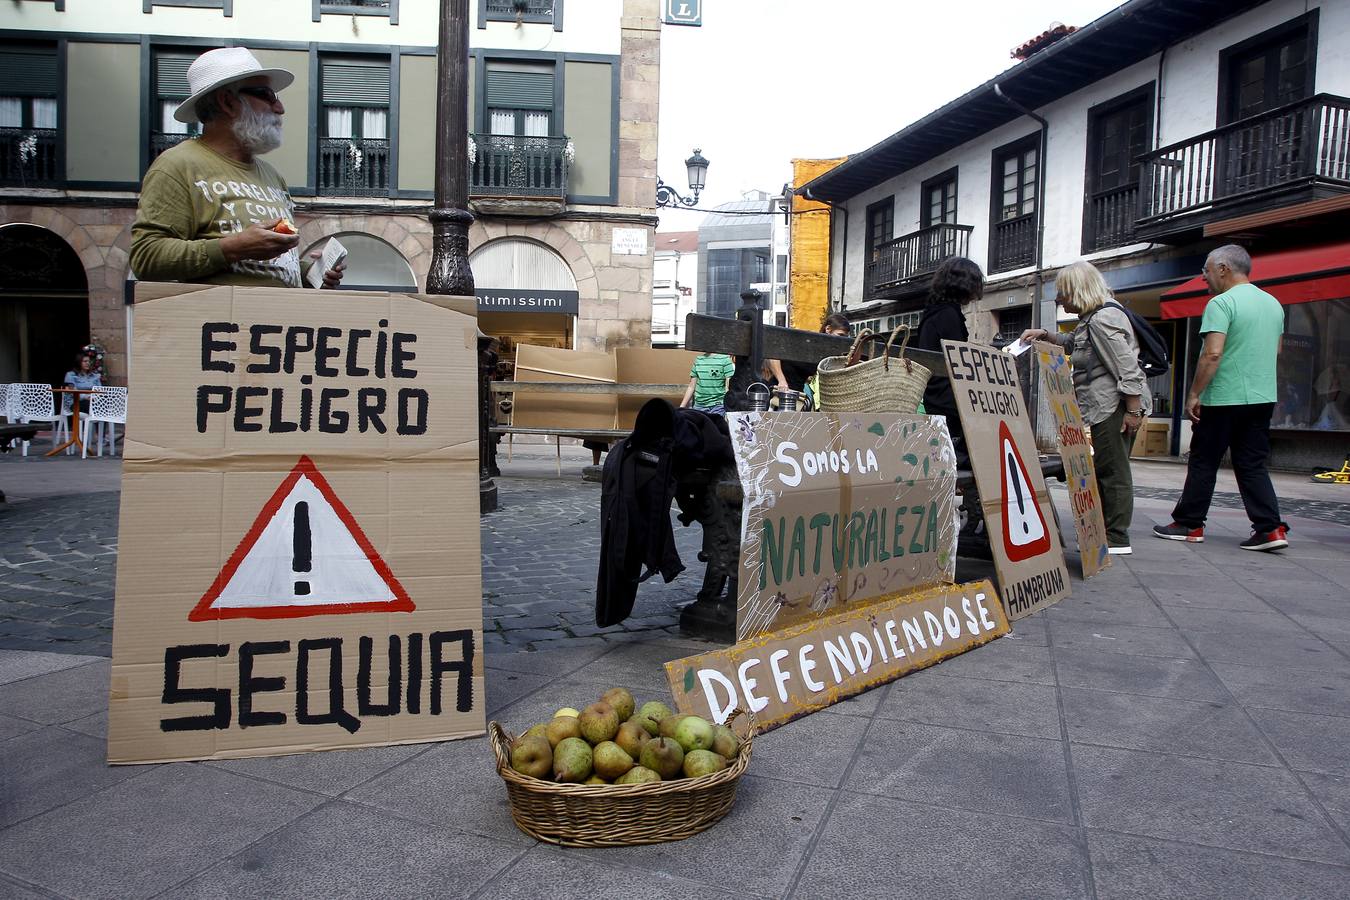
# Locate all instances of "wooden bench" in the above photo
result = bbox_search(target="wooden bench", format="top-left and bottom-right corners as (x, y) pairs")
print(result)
(0, 422), (39, 453)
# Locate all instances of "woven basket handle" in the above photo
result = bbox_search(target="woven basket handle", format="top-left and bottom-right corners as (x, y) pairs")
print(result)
(882, 324), (914, 374)
(844, 329), (874, 368)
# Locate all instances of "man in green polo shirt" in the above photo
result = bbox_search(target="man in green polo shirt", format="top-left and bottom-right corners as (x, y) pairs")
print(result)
(1154, 244), (1289, 551)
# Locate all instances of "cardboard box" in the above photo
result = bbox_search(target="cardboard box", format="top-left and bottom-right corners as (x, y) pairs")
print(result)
(509, 343), (695, 432)
(108, 284), (485, 764)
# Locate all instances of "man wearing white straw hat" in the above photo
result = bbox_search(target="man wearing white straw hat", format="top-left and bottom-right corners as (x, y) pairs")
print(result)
(130, 47), (344, 290)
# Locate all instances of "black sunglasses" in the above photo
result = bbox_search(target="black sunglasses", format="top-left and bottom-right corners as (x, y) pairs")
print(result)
(237, 85), (279, 104)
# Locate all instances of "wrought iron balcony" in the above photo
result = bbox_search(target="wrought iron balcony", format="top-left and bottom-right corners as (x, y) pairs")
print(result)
(990, 212), (1036, 274)
(470, 134), (569, 201)
(317, 137), (391, 198)
(865, 222), (973, 299)
(484, 0), (555, 18)
(149, 132), (193, 165)
(0, 128), (59, 189)
(1137, 94), (1350, 241)
(1084, 182), (1139, 252)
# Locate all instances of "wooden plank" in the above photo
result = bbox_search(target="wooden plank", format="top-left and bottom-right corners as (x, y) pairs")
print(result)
(489, 382), (685, 395)
(684, 313), (945, 370)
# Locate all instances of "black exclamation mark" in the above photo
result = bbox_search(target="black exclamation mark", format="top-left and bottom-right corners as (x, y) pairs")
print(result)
(293, 501), (312, 596)
(1008, 451), (1030, 534)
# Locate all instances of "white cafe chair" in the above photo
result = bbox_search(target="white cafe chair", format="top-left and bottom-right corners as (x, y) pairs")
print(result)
(13, 383), (70, 456)
(82, 386), (128, 458)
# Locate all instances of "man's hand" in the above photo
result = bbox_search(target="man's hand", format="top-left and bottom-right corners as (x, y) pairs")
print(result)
(219, 223), (299, 263)
(1186, 394), (1202, 423)
(309, 251), (346, 289)
(1121, 412), (1143, 436)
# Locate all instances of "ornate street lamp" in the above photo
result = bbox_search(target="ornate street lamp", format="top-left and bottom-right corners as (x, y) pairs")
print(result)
(656, 148), (709, 209)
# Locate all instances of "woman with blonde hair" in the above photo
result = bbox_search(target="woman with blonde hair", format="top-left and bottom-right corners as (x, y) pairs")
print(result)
(1021, 259), (1149, 555)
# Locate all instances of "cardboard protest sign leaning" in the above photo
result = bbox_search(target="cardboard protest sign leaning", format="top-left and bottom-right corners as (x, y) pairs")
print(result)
(942, 339), (1071, 618)
(728, 411), (958, 642)
(665, 580), (1009, 733)
(1035, 343), (1111, 578)
(108, 284), (485, 764)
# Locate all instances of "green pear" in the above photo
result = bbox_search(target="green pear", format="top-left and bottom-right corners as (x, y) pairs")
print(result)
(659, 713), (691, 739)
(672, 714), (715, 753)
(601, 687), (636, 722)
(638, 736), (684, 780)
(523, 723), (549, 740)
(583, 775), (608, 785)
(554, 707), (580, 719)
(615, 721), (651, 759)
(634, 701), (672, 736)
(544, 715), (582, 748)
(592, 740), (634, 781)
(712, 725), (741, 760)
(509, 734), (552, 779)
(578, 702), (620, 745)
(615, 765), (662, 785)
(553, 736), (593, 782)
(682, 748), (727, 779)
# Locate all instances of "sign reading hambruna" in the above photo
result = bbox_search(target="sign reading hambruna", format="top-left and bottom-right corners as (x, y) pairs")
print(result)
(942, 339), (1070, 618)
(108, 285), (485, 764)
(665, 580), (1009, 733)
(1035, 343), (1111, 578)
(728, 412), (958, 642)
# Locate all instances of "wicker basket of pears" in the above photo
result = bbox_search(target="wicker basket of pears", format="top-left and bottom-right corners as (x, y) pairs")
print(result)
(489, 687), (754, 847)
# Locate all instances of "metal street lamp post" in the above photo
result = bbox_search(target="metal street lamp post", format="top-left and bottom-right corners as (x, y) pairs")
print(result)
(655, 148), (709, 209)
(425, 0), (498, 514)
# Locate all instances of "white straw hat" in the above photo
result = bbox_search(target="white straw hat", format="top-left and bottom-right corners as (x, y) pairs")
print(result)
(173, 47), (294, 125)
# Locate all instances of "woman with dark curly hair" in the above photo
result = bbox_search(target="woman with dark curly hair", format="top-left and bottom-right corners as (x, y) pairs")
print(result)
(914, 257), (984, 467)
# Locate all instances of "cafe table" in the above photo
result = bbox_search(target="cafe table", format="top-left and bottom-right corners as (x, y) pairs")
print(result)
(48, 387), (100, 458)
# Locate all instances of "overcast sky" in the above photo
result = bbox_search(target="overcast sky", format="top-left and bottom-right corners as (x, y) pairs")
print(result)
(654, 0), (1124, 233)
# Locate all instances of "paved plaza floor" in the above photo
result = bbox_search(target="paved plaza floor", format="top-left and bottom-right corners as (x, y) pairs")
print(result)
(1, 445), (1349, 898)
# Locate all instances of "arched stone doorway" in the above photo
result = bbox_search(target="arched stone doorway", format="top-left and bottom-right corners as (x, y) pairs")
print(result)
(301, 231), (417, 291)
(0, 223), (89, 385)
(470, 237), (579, 371)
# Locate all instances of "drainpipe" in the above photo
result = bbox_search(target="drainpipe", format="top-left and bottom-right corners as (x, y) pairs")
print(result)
(993, 82), (1050, 442)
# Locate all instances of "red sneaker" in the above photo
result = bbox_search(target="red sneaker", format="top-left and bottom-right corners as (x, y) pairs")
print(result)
(1240, 527), (1289, 551)
(1152, 523), (1204, 543)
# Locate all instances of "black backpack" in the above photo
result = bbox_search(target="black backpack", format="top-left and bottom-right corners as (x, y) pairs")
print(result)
(1105, 300), (1170, 378)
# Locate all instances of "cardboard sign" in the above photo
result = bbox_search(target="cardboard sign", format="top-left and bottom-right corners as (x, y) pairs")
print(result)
(509, 344), (694, 432)
(1035, 343), (1111, 578)
(942, 340), (1070, 619)
(729, 411), (958, 642)
(665, 580), (1009, 732)
(108, 285), (485, 764)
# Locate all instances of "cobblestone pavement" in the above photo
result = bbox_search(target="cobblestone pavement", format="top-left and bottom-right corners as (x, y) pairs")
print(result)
(2, 475), (1348, 657)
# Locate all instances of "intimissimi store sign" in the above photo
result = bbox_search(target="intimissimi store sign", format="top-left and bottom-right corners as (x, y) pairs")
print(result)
(475, 288), (579, 315)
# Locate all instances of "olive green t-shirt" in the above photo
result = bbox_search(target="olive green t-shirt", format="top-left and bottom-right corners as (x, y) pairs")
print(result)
(130, 138), (304, 288)
(1198, 282), (1284, 406)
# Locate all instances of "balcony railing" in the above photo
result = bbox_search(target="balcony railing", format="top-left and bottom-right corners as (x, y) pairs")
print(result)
(317, 137), (391, 198)
(149, 132), (192, 165)
(990, 212), (1036, 274)
(865, 222), (973, 298)
(1084, 182), (1139, 252)
(470, 134), (569, 200)
(0, 128), (59, 188)
(484, 0), (554, 16)
(1139, 94), (1350, 225)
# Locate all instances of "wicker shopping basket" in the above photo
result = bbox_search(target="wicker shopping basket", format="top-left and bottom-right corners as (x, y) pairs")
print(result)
(816, 325), (931, 414)
(489, 711), (756, 847)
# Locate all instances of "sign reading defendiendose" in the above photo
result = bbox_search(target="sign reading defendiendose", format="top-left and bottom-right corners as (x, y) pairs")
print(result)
(108, 285), (485, 764)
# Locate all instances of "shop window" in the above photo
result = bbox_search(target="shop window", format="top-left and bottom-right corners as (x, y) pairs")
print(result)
(1275, 299), (1349, 431)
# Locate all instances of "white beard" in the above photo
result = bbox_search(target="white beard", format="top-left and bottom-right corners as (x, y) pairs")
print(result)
(232, 100), (284, 155)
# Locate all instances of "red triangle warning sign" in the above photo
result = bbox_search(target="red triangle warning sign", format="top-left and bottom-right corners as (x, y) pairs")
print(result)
(189, 456), (414, 621)
(998, 421), (1052, 562)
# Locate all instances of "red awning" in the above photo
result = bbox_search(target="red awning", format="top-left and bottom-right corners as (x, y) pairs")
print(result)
(1159, 242), (1350, 320)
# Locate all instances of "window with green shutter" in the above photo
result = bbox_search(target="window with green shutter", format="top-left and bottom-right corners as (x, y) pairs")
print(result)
(318, 55), (392, 197)
(484, 61), (555, 137)
(0, 43), (59, 130)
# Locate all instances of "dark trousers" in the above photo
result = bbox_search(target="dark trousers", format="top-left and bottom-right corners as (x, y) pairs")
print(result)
(1090, 402), (1135, 547)
(1172, 402), (1285, 534)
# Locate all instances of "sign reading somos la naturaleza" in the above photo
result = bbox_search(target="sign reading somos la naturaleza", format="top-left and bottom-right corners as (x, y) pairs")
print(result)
(729, 411), (958, 642)
(942, 339), (1070, 618)
(665, 580), (1009, 731)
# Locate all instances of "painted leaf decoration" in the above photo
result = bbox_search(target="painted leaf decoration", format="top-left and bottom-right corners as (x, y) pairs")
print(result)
(684, 667), (695, 692)
(903, 453), (918, 466)
(868, 422), (885, 436)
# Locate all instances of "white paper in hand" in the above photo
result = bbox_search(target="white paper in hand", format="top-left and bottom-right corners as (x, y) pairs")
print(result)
(307, 237), (348, 289)
(1003, 337), (1033, 357)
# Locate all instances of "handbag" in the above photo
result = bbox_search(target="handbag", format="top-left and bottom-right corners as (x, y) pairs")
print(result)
(815, 325), (932, 414)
